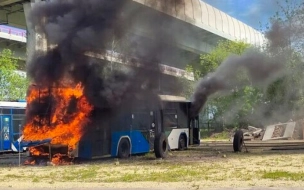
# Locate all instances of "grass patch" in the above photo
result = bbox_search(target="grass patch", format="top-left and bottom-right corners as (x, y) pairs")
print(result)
(105, 167), (205, 182)
(1, 150), (304, 185)
(60, 167), (98, 181)
(32, 177), (40, 183)
(262, 171), (304, 181)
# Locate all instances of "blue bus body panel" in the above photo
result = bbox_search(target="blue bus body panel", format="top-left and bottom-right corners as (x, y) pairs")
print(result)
(111, 131), (150, 157)
(77, 141), (92, 159)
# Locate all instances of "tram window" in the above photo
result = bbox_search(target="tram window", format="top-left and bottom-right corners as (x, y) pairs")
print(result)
(12, 109), (25, 114)
(13, 115), (25, 120)
(0, 108), (11, 114)
(12, 118), (25, 133)
(13, 134), (20, 141)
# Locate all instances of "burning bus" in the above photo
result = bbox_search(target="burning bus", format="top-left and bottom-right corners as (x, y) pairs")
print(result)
(20, 82), (200, 165)
(18, 0), (204, 165)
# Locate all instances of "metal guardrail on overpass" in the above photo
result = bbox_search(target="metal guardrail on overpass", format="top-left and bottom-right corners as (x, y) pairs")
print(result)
(0, 26), (26, 43)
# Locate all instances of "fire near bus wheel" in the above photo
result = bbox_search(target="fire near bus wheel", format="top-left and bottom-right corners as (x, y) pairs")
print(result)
(117, 138), (130, 159)
(233, 130), (244, 152)
(178, 134), (187, 150)
(154, 132), (168, 158)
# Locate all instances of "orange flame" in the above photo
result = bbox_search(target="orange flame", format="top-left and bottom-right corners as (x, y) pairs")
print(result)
(23, 82), (93, 163)
(51, 153), (72, 165)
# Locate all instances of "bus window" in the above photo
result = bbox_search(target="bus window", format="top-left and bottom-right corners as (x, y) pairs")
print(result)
(163, 110), (178, 128)
(132, 112), (151, 130)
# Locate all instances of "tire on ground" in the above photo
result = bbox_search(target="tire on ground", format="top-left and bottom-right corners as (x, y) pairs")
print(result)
(178, 134), (187, 151)
(233, 130), (244, 152)
(154, 132), (168, 158)
(117, 138), (131, 159)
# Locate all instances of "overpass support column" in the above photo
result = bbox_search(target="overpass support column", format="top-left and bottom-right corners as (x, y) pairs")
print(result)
(23, 0), (47, 65)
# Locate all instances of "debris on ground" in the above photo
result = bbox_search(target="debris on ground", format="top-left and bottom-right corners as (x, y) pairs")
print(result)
(229, 118), (304, 142)
(262, 122), (296, 141)
(230, 126), (264, 142)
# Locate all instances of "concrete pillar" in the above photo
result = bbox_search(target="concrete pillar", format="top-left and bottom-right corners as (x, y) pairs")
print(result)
(23, 0), (47, 65)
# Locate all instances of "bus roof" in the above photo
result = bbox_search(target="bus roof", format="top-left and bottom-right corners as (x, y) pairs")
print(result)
(0, 101), (27, 108)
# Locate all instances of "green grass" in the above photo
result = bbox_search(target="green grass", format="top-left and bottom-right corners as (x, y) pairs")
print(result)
(61, 167), (98, 181)
(262, 171), (304, 181)
(1, 150), (304, 185)
(104, 167), (204, 182)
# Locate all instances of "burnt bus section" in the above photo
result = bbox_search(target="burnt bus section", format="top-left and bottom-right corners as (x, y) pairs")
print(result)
(75, 108), (112, 159)
(25, 85), (53, 128)
(73, 94), (161, 159)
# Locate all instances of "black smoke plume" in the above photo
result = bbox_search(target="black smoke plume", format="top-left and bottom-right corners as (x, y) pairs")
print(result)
(190, 48), (285, 117)
(25, 0), (184, 116)
(190, 2), (304, 123)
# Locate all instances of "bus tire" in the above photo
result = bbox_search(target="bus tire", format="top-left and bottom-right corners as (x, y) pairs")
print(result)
(117, 138), (130, 159)
(233, 130), (244, 152)
(154, 133), (168, 158)
(178, 134), (187, 151)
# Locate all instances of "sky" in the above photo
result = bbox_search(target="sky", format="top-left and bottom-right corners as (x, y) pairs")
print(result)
(202, 0), (303, 31)
(2, 0), (303, 34)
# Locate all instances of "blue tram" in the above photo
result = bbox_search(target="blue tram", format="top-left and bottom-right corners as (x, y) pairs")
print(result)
(0, 101), (26, 153)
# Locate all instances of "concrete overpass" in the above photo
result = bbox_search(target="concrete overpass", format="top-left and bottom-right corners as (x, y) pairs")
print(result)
(0, 0), (265, 73)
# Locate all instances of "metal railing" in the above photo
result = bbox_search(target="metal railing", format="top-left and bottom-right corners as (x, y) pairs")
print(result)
(0, 26), (26, 38)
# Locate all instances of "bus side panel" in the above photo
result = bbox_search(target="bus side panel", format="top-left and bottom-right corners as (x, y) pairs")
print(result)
(167, 128), (189, 149)
(111, 131), (150, 157)
(77, 140), (92, 159)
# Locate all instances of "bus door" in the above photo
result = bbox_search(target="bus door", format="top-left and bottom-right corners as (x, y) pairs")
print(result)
(189, 116), (200, 145)
(131, 111), (155, 152)
(0, 115), (12, 151)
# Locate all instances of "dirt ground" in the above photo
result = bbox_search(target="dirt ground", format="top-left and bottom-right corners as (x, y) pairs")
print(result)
(1, 143), (304, 189)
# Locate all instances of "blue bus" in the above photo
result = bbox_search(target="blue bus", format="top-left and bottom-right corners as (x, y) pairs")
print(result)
(25, 94), (200, 161)
(0, 101), (26, 153)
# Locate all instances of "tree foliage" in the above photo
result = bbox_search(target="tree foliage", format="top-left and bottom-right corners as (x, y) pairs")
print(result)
(188, 0), (304, 129)
(0, 49), (29, 101)
(188, 40), (264, 128)
(261, 0), (304, 122)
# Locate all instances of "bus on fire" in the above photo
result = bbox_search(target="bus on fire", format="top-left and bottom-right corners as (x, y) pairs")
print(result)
(20, 92), (200, 162)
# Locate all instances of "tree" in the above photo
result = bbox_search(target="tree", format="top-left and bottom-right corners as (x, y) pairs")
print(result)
(260, 0), (304, 122)
(0, 49), (29, 101)
(187, 40), (265, 128)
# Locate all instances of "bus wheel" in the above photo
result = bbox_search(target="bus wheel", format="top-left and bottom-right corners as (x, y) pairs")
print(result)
(233, 130), (244, 152)
(178, 134), (187, 151)
(117, 138), (130, 159)
(154, 133), (168, 158)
